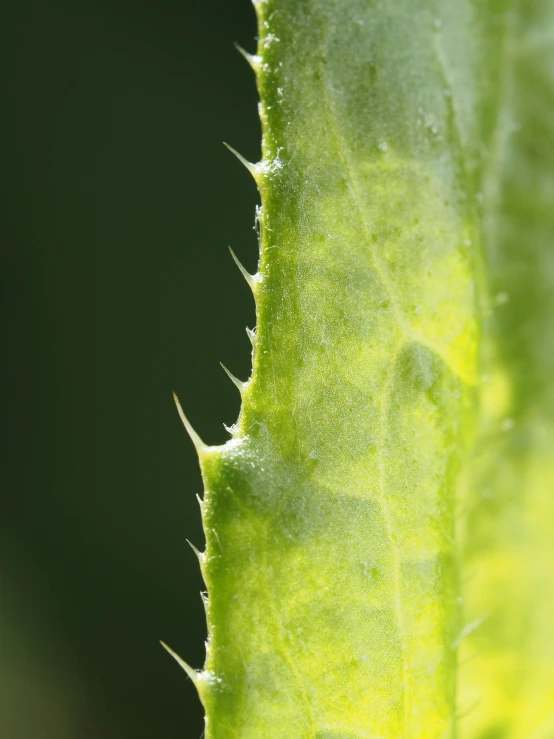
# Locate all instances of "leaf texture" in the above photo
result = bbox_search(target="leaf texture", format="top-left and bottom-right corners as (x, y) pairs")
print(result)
(179, 1), (554, 737)
(459, 2), (554, 737)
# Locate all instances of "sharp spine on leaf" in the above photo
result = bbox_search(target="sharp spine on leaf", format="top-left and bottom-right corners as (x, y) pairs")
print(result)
(220, 363), (246, 394)
(200, 598), (209, 619)
(172, 392), (208, 455)
(160, 641), (199, 686)
(228, 246), (256, 290)
(246, 327), (257, 346)
(223, 142), (259, 181)
(451, 613), (489, 649)
(234, 43), (261, 73)
(186, 538), (206, 563)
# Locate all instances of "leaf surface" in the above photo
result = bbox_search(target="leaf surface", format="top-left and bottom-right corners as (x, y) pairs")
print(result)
(180, 1), (554, 737)
(459, 2), (554, 736)
(195, 2), (486, 736)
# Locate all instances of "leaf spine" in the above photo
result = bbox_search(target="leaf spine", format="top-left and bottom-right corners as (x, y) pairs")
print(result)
(160, 641), (200, 687)
(452, 613), (490, 649)
(172, 392), (209, 457)
(186, 538), (206, 564)
(228, 246), (256, 291)
(200, 591), (209, 617)
(246, 326), (256, 346)
(223, 141), (260, 184)
(220, 362), (246, 394)
(234, 43), (261, 74)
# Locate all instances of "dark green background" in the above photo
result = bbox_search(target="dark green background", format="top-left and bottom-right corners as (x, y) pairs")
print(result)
(3, 1), (259, 737)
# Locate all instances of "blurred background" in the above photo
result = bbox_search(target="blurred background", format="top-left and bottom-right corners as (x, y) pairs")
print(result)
(3, 0), (260, 736)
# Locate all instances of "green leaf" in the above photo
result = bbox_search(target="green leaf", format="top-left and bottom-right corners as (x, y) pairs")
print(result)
(459, 2), (554, 737)
(176, 1), (554, 737)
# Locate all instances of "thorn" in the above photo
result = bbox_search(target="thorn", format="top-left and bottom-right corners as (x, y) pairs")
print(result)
(200, 591), (209, 610)
(160, 641), (199, 686)
(246, 327), (256, 345)
(228, 246), (255, 290)
(452, 613), (489, 649)
(223, 142), (259, 181)
(172, 392), (207, 455)
(187, 540), (207, 584)
(220, 363), (245, 394)
(186, 539), (206, 564)
(234, 43), (260, 72)
(196, 493), (204, 508)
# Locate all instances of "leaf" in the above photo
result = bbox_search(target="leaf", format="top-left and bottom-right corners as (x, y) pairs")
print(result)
(459, 2), (554, 737)
(179, 1), (554, 737)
